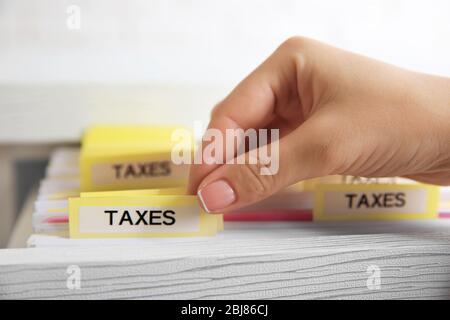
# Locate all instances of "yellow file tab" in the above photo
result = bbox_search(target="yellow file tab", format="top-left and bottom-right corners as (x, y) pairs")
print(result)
(69, 195), (222, 238)
(80, 126), (193, 192)
(314, 183), (440, 221)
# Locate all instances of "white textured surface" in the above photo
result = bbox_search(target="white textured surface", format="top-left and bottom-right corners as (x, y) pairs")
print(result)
(1, 220), (450, 299)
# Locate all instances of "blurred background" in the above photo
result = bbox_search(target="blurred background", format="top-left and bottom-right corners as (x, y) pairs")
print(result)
(0, 0), (449, 247)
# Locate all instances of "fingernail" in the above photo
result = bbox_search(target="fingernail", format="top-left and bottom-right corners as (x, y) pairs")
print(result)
(198, 180), (236, 213)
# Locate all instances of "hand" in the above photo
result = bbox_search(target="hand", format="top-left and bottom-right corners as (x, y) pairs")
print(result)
(188, 37), (450, 213)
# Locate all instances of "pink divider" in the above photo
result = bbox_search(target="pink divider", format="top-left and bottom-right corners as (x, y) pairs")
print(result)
(44, 216), (69, 224)
(225, 210), (450, 221)
(44, 211), (450, 224)
(224, 210), (313, 222)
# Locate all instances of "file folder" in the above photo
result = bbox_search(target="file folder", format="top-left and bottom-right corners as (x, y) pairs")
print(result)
(80, 125), (192, 191)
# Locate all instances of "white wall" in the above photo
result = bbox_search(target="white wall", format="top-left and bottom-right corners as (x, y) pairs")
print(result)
(0, 0), (449, 142)
(1, 0), (449, 86)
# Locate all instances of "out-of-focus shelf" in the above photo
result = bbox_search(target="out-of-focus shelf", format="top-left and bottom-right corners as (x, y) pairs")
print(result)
(6, 189), (35, 249)
(0, 84), (227, 143)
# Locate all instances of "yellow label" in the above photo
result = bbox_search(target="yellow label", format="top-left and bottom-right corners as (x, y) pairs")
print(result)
(80, 125), (193, 192)
(441, 200), (450, 210)
(314, 183), (440, 221)
(302, 176), (342, 191)
(82, 125), (191, 155)
(69, 195), (222, 238)
(80, 187), (186, 198)
(81, 153), (189, 191)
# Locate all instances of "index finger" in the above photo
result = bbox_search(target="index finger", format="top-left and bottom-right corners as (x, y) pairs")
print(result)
(187, 41), (300, 194)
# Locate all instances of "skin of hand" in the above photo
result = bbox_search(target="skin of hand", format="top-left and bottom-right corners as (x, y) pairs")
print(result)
(188, 36), (450, 213)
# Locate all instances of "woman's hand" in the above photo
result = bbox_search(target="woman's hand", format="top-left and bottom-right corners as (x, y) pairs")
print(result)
(188, 37), (450, 213)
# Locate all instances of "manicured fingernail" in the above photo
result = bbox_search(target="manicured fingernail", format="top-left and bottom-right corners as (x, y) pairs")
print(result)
(198, 180), (236, 213)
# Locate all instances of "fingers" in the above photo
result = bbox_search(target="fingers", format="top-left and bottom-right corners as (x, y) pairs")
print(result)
(187, 38), (306, 194)
(196, 118), (338, 212)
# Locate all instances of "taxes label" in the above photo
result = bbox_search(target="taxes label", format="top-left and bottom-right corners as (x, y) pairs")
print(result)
(69, 195), (220, 238)
(90, 160), (188, 186)
(77, 206), (198, 234)
(80, 154), (189, 191)
(313, 184), (440, 221)
(79, 125), (193, 192)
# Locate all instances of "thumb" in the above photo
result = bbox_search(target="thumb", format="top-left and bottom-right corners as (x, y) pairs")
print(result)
(196, 121), (335, 212)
